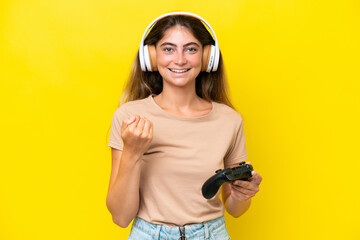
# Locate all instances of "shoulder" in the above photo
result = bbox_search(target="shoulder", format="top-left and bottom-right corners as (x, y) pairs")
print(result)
(116, 96), (151, 113)
(213, 102), (243, 122)
(113, 96), (152, 119)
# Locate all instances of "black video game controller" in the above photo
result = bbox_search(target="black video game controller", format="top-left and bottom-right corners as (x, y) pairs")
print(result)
(202, 162), (253, 199)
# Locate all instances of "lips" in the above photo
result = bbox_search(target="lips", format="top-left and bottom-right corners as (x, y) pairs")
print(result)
(169, 68), (191, 73)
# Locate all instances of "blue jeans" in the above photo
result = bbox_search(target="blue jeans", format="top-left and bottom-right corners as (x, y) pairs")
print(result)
(128, 216), (231, 240)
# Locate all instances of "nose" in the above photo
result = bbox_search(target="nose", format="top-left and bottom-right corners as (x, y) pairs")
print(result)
(174, 51), (187, 65)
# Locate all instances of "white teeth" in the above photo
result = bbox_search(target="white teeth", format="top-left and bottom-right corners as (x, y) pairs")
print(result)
(169, 69), (189, 73)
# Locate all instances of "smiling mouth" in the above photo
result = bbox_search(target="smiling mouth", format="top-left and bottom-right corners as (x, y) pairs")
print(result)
(169, 68), (191, 73)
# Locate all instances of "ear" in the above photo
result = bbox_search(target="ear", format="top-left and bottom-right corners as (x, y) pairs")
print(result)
(148, 45), (157, 71)
(202, 45), (211, 72)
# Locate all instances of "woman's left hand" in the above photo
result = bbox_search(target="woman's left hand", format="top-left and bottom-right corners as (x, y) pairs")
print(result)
(230, 162), (262, 202)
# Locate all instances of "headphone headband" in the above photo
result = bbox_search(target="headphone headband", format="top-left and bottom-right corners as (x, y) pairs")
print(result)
(139, 12), (220, 72)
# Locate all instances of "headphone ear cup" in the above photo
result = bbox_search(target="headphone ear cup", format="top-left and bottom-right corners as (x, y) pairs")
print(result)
(143, 45), (152, 71)
(202, 45), (211, 72)
(207, 45), (216, 72)
(147, 45), (157, 71)
(212, 46), (220, 72)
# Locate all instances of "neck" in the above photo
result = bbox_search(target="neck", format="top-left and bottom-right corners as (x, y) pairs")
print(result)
(152, 81), (214, 118)
(156, 90), (198, 110)
(154, 81), (203, 111)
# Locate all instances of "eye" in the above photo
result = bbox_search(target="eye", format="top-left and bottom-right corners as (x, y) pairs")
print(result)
(163, 47), (174, 53)
(186, 47), (198, 53)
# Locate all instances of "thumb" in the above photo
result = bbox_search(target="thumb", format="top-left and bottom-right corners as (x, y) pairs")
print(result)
(122, 116), (136, 129)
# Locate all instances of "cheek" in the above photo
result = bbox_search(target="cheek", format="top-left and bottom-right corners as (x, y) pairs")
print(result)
(189, 54), (202, 67)
(156, 52), (171, 66)
(156, 58), (170, 77)
(158, 67), (168, 77)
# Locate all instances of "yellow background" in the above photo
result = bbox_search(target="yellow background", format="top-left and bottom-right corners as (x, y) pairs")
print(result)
(1, 0), (359, 239)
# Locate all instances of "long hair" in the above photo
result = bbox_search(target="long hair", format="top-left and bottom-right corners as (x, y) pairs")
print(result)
(120, 14), (234, 109)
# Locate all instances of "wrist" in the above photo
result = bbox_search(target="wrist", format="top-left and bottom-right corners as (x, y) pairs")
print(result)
(121, 147), (144, 164)
(228, 193), (251, 206)
(225, 195), (251, 218)
(122, 145), (144, 161)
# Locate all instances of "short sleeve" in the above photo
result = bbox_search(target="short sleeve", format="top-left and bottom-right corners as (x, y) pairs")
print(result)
(224, 117), (248, 166)
(108, 107), (130, 150)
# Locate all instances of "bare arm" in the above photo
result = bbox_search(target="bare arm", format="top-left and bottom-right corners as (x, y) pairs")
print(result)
(106, 115), (153, 228)
(221, 162), (262, 218)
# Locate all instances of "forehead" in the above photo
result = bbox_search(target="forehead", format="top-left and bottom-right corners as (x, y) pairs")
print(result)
(157, 25), (200, 45)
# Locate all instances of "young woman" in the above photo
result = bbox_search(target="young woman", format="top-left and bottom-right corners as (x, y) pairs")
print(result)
(106, 12), (262, 239)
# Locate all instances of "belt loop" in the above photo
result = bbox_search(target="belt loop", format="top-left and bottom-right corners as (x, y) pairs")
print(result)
(204, 221), (209, 240)
(154, 224), (161, 240)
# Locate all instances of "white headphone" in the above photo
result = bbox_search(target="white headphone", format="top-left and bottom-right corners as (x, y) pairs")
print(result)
(139, 12), (220, 73)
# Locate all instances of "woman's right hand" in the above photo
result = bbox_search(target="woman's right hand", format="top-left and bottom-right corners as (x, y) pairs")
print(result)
(107, 115), (153, 227)
(120, 115), (153, 159)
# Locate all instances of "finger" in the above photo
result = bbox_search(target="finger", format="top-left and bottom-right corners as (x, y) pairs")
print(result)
(249, 171), (263, 185)
(133, 115), (140, 126)
(232, 180), (251, 189)
(121, 116), (135, 131)
(232, 181), (259, 194)
(142, 118), (152, 137)
(125, 116), (136, 125)
(231, 185), (256, 196)
(233, 179), (259, 191)
(128, 115), (141, 131)
(231, 185), (255, 200)
(135, 117), (146, 134)
(149, 121), (154, 138)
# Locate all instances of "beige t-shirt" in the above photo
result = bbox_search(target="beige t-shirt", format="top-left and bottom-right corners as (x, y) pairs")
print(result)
(108, 95), (248, 226)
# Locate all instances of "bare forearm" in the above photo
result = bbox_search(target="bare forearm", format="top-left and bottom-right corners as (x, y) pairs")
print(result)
(224, 196), (251, 218)
(106, 150), (142, 227)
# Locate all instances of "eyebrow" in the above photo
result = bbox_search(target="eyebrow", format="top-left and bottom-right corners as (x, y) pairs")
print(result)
(159, 42), (200, 47)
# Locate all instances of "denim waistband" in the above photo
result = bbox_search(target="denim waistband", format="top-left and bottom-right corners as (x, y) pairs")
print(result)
(131, 216), (226, 239)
